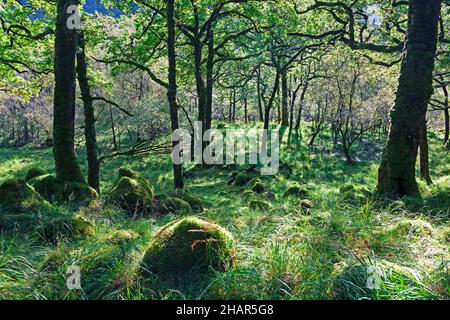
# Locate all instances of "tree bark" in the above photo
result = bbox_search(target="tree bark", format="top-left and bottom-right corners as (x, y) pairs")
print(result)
(167, 0), (184, 189)
(281, 69), (289, 127)
(53, 0), (84, 183)
(377, 0), (441, 197)
(419, 121), (433, 185)
(76, 32), (100, 192)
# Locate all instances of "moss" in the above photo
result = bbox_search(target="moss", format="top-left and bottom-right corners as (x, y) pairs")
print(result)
(25, 167), (46, 181)
(168, 190), (204, 212)
(155, 195), (192, 215)
(109, 177), (153, 216)
(114, 167), (154, 195)
(28, 174), (97, 205)
(39, 214), (95, 244)
(141, 217), (234, 279)
(284, 183), (308, 198)
(105, 229), (139, 244)
(264, 192), (278, 201)
(309, 212), (332, 226)
(249, 199), (272, 211)
(54, 181), (98, 205)
(29, 174), (57, 201)
(0, 178), (51, 213)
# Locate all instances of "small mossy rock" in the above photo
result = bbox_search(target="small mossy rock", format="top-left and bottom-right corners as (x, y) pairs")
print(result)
(0, 178), (51, 213)
(25, 167), (46, 181)
(168, 190), (203, 212)
(55, 181), (98, 204)
(387, 200), (408, 214)
(39, 214), (95, 244)
(284, 183), (308, 198)
(155, 195), (192, 215)
(300, 199), (314, 210)
(29, 174), (56, 201)
(309, 212), (332, 226)
(249, 199), (272, 211)
(109, 177), (153, 216)
(114, 167), (154, 195)
(105, 229), (139, 244)
(233, 173), (252, 186)
(141, 217), (234, 279)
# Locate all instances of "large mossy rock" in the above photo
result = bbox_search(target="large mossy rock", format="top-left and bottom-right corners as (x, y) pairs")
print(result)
(39, 214), (95, 244)
(28, 174), (97, 205)
(109, 177), (154, 216)
(154, 194), (192, 215)
(167, 190), (204, 212)
(108, 168), (154, 216)
(29, 174), (57, 201)
(141, 217), (234, 279)
(284, 183), (308, 198)
(0, 178), (51, 213)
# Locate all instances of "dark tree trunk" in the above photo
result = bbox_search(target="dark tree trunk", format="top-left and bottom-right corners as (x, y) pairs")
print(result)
(205, 28), (214, 135)
(53, 0), (84, 183)
(167, 0), (184, 189)
(244, 96), (248, 123)
(76, 32), (100, 192)
(281, 69), (289, 127)
(444, 107), (450, 146)
(377, 0), (441, 197)
(419, 122), (433, 185)
(256, 66), (264, 122)
(109, 105), (117, 151)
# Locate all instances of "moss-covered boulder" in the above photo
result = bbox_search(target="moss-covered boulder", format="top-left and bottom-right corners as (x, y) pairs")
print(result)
(0, 178), (51, 213)
(284, 183), (308, 198)
(25, 167), (46, 181)
(249, 199), (272, 211)
(167, 190), (204, 212)
(29, 174), (57, 201)
(109, 177), (153, 216)
(154, 195), (192, 215)
(114, 167), (154, 194)
(39, 214), (95, 244)
(141, 217), (234, 279)
(0, 213), (41, 232)
(55, 181), (98, 204)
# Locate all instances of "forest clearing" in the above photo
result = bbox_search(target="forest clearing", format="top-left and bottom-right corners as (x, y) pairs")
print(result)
(0, 0), (449, 302)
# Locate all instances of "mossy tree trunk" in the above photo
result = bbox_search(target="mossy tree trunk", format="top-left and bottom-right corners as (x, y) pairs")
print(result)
(167, 0), (184, 189)
(76, 32), (100, 192)
(53, 0), (84, 183)
(377, 0), (441, 197)
(419, 122), (433, 185)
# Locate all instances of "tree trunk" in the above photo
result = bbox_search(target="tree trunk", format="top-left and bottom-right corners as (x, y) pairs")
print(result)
(76, 32), (100, 192)
(419, 122), (433, 184)
(109, 105), (117, 151)
(53, 0), (84, 183)
(281, 69), (289, 127)
(377, 0), (441, 197)
(256, 66), (264, 122)
(167, 0), (184, 189)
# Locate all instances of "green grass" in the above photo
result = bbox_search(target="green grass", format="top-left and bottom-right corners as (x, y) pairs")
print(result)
(0, 126), (449, 300)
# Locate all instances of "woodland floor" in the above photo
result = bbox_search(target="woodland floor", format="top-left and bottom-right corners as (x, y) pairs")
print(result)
(0, 124), (449, 300)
